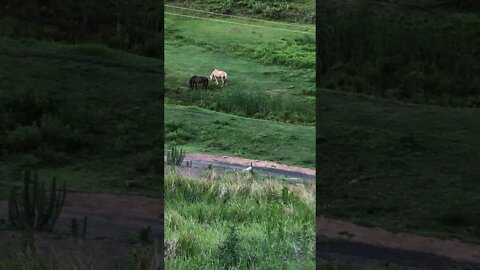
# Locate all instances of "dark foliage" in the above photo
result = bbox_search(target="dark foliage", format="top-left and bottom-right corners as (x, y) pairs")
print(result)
(318, 0), (480, 107)
(0, 0), (163, 58)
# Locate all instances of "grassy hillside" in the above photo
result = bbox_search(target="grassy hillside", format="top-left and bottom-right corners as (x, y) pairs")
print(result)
(0, 37), (162, 199)
(165, 171), (315, 269)
(318, 90), (480, 242)
(166, 104), (315, 168)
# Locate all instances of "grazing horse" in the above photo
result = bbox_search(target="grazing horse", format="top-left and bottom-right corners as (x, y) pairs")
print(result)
(189, 76), (209, 90)
(209, 69), (228, 87)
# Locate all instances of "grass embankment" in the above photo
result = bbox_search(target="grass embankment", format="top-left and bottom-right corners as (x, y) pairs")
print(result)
(0, 37), (162, 199)
(165, 104), (315, 168)
(318, 0), (480, 106)
(165, 171), (316, 269)
(318, 90), (480, 242)
(164, 8), (315, 125)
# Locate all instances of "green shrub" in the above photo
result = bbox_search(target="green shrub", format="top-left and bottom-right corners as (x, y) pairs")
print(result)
(0, 88), (58, 127)
(5, 124), (42, 152)
(218, 224), (242, 268)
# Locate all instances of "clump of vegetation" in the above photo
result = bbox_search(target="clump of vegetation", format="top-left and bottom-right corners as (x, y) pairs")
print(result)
(8, 170), (66, 232)
(166, 145), (186, 166)
(218, 224), (242, 269)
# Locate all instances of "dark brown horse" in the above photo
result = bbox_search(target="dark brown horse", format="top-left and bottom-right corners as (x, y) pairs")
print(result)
(189, 76), (209, 90)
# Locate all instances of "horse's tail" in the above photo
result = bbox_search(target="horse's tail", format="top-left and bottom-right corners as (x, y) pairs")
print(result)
(189, 78), (193, 89)
(224, 72), (228, 81)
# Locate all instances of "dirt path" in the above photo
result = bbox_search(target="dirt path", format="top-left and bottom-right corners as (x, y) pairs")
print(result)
(317, 217), (480, 269)
(167, 153), (316, 180)
(0, 192), (162, 240)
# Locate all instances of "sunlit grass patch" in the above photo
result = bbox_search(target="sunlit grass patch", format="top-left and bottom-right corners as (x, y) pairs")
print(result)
(165, 171), (315, 269)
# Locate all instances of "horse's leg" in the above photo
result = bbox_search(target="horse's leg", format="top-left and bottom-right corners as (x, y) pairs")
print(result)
(215, 76), (219, 85)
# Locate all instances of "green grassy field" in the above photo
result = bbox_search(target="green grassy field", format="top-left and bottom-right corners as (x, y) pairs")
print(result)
(0, 37), (162, 200)
(318, 89), (480, 242)
(165, 171), (315, 269)
(164, 10), (315, 125)
(165, 3), (315, 168)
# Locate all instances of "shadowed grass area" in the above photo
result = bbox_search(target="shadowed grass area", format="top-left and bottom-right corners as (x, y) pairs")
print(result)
(0, 37), (162, 199)
(318, 90), (480, 242)
(165, 171), (315, 269)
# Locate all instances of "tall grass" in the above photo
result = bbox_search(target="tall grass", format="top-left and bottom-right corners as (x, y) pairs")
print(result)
(318, 1), (480, 106)
(165, 171), (315, 269)
(167, 87), (315, 124)
(207, 89), (315, 124)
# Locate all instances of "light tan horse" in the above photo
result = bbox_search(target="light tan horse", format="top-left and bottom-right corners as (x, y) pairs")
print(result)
(209, 69), (228, 87)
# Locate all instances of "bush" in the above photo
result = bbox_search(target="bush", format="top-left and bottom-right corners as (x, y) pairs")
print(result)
(0, 88), (59, 128)
(5, 124), (42, 152)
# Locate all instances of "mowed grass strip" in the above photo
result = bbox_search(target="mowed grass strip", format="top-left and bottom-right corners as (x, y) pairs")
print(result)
(0, 38), (162, 198)
(164, 171), (315, 269)
(165, 104), (315, 169)
(318, 90), (480, 242)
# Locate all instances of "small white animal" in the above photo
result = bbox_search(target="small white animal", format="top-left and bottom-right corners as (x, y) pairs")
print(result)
(242, 163), (254, 172)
